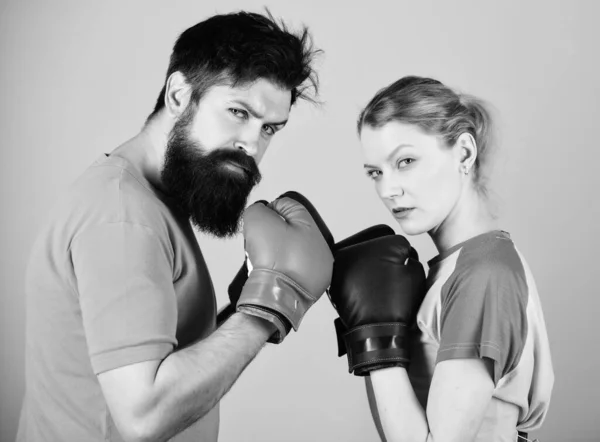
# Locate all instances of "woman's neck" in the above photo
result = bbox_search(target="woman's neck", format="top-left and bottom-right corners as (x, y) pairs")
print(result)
(429, 186), (497, 254)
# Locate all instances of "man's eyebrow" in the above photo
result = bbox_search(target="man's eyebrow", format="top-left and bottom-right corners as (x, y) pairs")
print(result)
(232, 99), (288, 127)
(363, 144), (414, 168)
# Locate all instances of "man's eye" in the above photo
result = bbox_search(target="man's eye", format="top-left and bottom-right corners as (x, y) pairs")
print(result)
(366, 170), (381, 180)
(229, 108), (248, 119)
(397, 158), (415, 168)
(262, 125), (275, 136)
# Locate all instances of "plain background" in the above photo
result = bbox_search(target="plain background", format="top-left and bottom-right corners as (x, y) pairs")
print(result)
(1, 0), (599, 441)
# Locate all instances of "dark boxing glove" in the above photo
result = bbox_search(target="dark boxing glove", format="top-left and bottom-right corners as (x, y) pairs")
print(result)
(217, 191), (335, 328)
(326, 224), (395, 313)
(332, 224), (395, 253)
(329, 234), (426, 375)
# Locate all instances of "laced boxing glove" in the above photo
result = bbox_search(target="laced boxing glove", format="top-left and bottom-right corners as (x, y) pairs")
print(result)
(328, 234), (426, 375)
(235, 193), (334, 343)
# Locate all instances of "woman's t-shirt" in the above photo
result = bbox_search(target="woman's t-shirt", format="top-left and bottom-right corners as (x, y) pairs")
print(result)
(408, 230), (554, 441)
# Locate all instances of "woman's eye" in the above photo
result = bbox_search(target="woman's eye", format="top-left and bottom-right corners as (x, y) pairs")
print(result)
(366, 170), (381, 180)
(229, 108), (248, 119)
(262, 125), (275, 136)
(397, 158), (415, 168)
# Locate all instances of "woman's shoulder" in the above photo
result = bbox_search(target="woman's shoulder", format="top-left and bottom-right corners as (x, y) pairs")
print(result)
(455, 230), (525, 276)
(439, 231), (531, 298)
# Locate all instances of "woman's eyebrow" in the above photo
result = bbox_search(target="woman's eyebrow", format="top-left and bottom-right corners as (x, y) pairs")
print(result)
(364, 144), (414, 168)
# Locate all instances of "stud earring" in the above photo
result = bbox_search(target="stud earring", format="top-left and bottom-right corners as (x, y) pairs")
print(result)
(462, 165), (470, 175)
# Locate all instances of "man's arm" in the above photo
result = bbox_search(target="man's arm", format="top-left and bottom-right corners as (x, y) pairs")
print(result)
(368, 358), (494, 442)
(98, 312), (275, 442)
(86, 194), (332, 442)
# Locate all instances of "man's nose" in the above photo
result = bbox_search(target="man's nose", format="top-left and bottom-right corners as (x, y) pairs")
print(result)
(234, 127), (261, 158)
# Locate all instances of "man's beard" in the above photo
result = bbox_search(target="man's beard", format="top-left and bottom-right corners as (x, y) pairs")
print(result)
(161, 116), (262, 238)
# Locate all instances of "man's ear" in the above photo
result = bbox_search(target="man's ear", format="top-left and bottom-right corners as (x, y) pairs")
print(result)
(164, 71), (192, 118)
(456, 132), (477, 172)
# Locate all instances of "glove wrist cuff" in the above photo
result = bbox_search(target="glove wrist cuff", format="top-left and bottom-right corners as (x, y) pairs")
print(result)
(236, 306), (289, 343)
(340, 322), (411, 376)
(237, 269), (317, 342)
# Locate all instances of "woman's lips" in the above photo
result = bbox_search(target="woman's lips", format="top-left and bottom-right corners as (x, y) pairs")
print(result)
(392, 207), (414, 219)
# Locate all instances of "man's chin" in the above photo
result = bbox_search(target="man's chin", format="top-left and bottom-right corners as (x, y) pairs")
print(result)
(190, 216), (243, 239)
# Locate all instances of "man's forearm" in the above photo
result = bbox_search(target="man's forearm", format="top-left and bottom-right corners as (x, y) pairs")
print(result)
(138, 312), (275, 441)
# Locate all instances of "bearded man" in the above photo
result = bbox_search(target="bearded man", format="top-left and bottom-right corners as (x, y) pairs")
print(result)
(17, 11), (333, 442)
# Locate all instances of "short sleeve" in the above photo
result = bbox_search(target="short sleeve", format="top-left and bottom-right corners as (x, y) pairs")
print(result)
(71, 222), (178, 374)
(436, 262), (528, 385)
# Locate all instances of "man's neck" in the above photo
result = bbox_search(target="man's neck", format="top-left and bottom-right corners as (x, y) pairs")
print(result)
(110, 113), (172, 191)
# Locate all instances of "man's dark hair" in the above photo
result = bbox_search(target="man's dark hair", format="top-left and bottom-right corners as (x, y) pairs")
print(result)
(147, 10), (321, 121)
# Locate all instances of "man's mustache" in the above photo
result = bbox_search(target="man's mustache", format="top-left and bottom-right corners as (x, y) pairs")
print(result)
(205, 149), (260, 176)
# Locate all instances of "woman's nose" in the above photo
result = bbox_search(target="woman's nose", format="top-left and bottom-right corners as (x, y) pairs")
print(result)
(378, 174), (404, 200)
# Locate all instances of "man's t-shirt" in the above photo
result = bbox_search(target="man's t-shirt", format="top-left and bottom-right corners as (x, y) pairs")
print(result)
(17, 154), (219, 442)
(408, 230), (554, 442)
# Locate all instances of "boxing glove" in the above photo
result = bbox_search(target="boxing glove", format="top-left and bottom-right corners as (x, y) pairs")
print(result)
(332, 224), (395, 253)
(236, 195), (334, 343)
(217, 191), (334, 327)
(328, 234), (426, 375)
(325, 225), (396, 352)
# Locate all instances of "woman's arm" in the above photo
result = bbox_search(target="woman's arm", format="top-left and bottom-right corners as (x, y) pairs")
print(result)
(368, 358), (494, 442)
(365, 375), (388, 442)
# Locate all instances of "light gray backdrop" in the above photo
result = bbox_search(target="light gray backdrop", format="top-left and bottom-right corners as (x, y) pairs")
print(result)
(1, 1), (598, 441)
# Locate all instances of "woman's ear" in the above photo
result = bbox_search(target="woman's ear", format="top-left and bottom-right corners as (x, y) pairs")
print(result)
(456, 132), (477, 175)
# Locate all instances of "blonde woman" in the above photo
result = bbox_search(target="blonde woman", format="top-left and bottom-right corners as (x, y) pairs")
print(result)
(327, 76), (554, 442)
